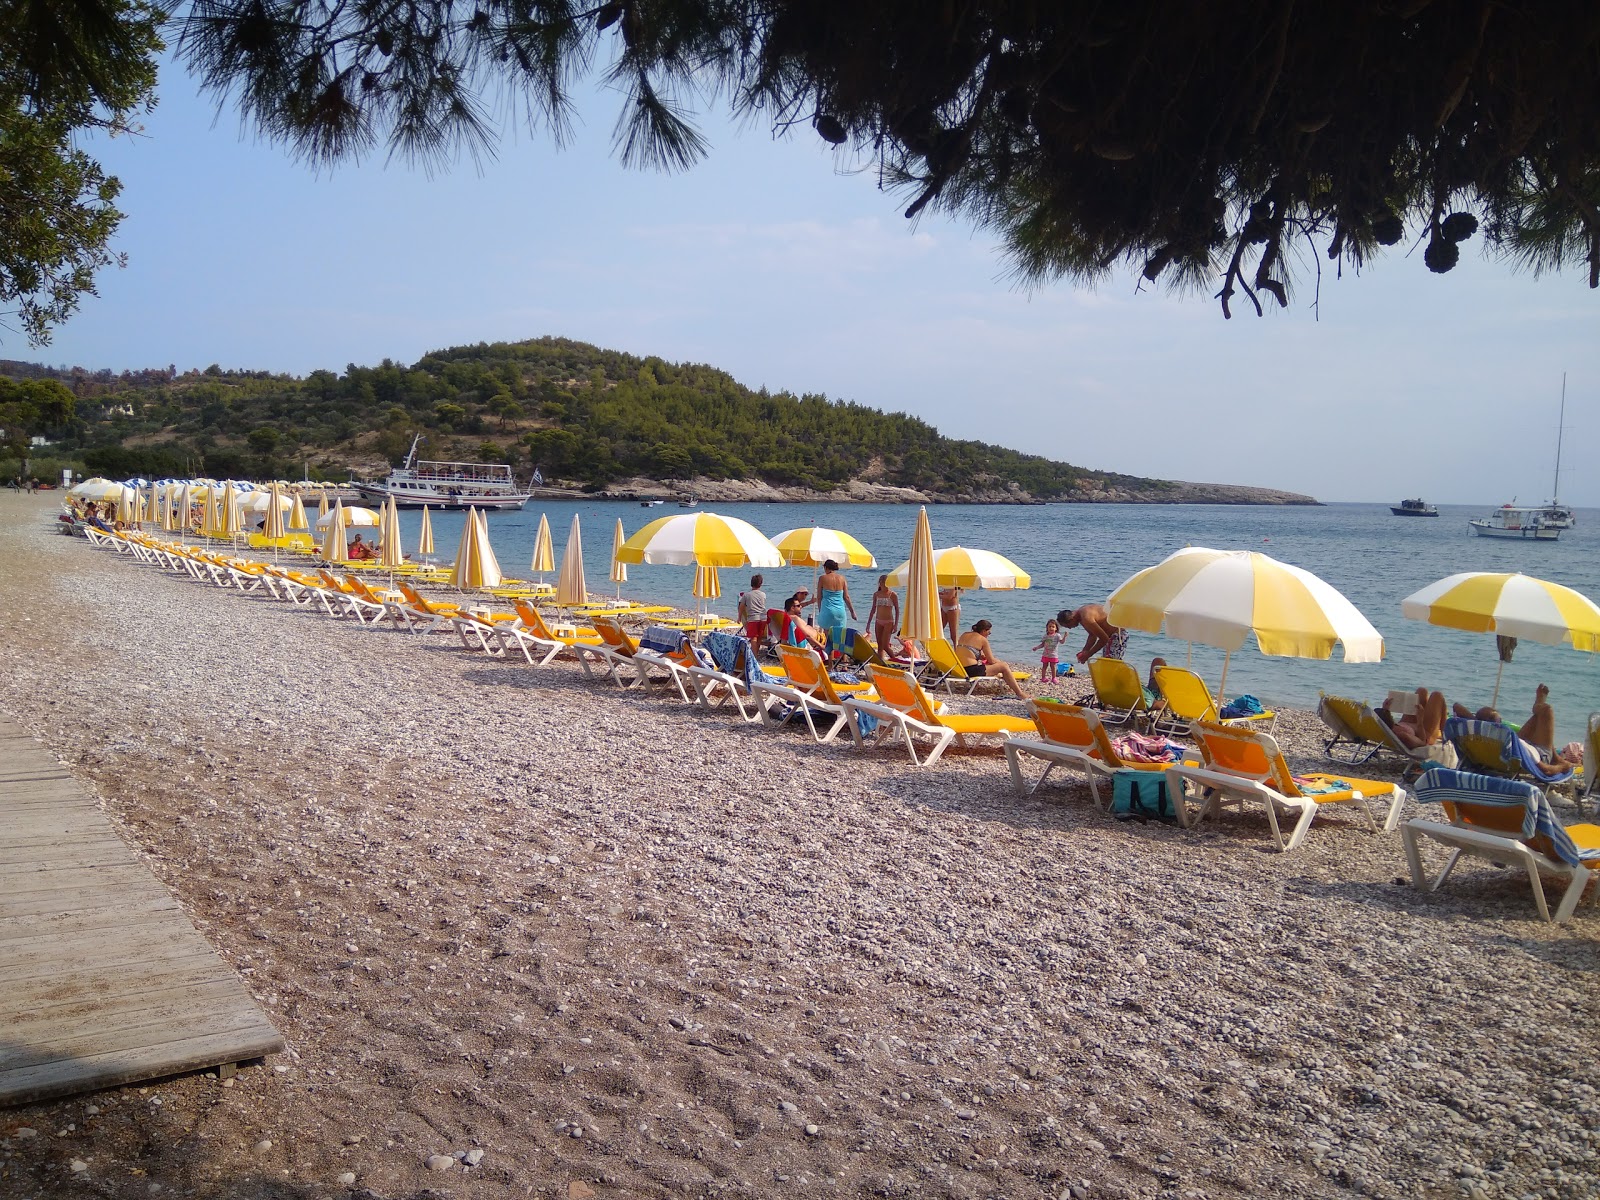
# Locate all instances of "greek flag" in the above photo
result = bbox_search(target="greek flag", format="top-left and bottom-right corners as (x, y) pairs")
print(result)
(531, 467), (544, 487)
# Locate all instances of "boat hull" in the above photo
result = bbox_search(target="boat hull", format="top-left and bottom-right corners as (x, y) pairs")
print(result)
(1468, 520), (1560, 540)
(1389, 507), (1438, 517)
(355, 485), (529, 510)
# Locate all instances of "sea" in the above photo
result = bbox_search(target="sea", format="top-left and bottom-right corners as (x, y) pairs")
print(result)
(391, 500), (1600, 746)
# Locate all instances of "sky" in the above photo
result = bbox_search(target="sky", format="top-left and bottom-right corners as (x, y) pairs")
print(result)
(26, 57), (1600, 505)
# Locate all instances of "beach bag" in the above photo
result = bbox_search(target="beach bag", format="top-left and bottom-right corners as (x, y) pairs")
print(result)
(1110, 769), (1174, 822)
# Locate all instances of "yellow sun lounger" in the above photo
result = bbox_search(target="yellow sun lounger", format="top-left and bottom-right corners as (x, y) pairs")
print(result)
(845, 665), (1035, 767)
(1151, 665), (1275, 736)
(576, 616), (699, 700)
(1165, 721), (1407, 851)
(753, 644), (876, 743)
(1087, 658), (1152, 728)
(1005, 699), (1182, 807)
(920, 636), (1032, 695)
(499, 600), (603, 665)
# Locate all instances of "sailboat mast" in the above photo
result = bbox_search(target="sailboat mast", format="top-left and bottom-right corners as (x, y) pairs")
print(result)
(1554, 372), (1566, 502)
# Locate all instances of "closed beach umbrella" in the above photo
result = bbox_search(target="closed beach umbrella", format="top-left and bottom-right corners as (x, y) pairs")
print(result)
(161, 484), (180, 533)
(616, 511), (783, 567)
(900, 506), (942, 643)
(530, 513), (555, 579)
(886, 546), (1032, 590)
(200, 485), (221, 538)
(317, 490), (329, 521)
(287, 490), (309, 533)
(555, 514), (587, 606)
(418, 505), (435, 558)
(1401, 572), (1600, 705)
(771, 527), (877, 569)
(693, 564), (721, 614)
(263, 481), (287, 541)
(1108, 546), (1384, 699)
(610, 518), (628, 597)
(218, 481), (241, 539)
(321, 496), (348, 564)
(378, 495), (405, 572)
(316, 505), (380, 528)
(450, 507), (503, 590)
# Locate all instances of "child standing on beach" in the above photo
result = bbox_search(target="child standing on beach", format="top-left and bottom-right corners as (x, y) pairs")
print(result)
(1033, 619), (1067, 683)
(739, 574), (769, 648)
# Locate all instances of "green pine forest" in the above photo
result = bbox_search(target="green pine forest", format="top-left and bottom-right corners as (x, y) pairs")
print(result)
(1, 335), (1166, 500)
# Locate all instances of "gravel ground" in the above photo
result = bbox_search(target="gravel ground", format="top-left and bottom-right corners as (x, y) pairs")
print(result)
(2, 493), (1598, 1200)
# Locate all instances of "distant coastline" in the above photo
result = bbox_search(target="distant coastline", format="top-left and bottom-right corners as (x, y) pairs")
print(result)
(584, 475), (1320, 507)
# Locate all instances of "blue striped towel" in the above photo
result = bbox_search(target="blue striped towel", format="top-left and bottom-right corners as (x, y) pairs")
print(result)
(1443, 718), (1576, 785)
(1414, 768), (1595, 867)
(704, 631), (758, 691)
(639, 625), (689, 657)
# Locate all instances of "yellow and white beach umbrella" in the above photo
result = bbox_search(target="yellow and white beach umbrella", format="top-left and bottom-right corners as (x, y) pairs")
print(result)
(67, 477), (127, 503)
(616, 511), (783, 567)
(321, 496), (348, 563)
(317, 490), (329, 521)
(1108, 546), (1384, 699)
(555, 514), (587, 607)
(899, 506), (942, 643)
(886, 546), (1031, 590)
(530, 513), (555, 580)
(610, 518), (628, 597)
(218, 481), (242, 539)
(263, 481), (288, 541)
(200, 484), (221, 538)
(243, 488), (294, 515)
(378, 495), (405, 572)
(450, 507), (503, 590)
(418, 505), (435, 558)
(315, 505), (380, 528)
(771, 527), (877, 569)
(160, 484), (179, 533)
(287, 490), (309, 533)
(1401, 571), (1600, 704)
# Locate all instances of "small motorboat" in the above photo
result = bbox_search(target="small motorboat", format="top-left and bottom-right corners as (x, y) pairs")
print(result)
(1390, 498), (1438, 517)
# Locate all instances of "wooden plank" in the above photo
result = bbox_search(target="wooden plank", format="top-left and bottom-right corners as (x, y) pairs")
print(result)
(0, 715), (282, 1106)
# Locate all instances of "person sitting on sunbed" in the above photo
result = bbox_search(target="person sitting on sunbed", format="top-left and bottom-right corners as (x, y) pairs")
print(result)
(780, 596), (829, 656)
(955, 619), (1029, 700)
(1377, 687), (1448, 751)
(348, 533), (376, 560)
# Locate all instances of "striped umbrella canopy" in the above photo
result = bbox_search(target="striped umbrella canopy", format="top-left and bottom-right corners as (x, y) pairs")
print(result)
(417, 505), (435, 557)
(378, 495), (405, 571)
(263, 481), (287, 541)
(1402, 571), (1600, 705)
(610, 518), (628, 597)
(315, 505), (380, 528)
(321, 496), (348, 563)
(242, 489), (294, 514)
(1108, 546), (1384, 699)
(886, 546), (1031, 589)
(530, 513), (555, 579)
(899, 506), (942, 643)
(450, 507), (503, 589)
(67, 477), (128, 502)
(287, 490), (310, 532)
(770, 527), (877, 569)
(555, 514), (587, 606)
(693, 564), (721, 599)
(616, 512), (783, 567)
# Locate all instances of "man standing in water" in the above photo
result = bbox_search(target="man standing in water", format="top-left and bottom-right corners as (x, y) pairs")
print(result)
(1059, 603), (1128, 664)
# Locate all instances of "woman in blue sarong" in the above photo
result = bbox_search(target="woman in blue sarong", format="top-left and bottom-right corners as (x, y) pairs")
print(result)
(813, 559), (857, 657)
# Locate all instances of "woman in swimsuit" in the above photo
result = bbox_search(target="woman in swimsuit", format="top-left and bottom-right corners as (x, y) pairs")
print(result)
(955, 620), (1029, 700)
(867, 574), (900, 659)
(814, 559), (856, 656)
(939, 586), (963, 644)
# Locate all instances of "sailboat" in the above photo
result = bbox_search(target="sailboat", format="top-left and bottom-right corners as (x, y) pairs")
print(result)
(1538, 374), (1575, 529)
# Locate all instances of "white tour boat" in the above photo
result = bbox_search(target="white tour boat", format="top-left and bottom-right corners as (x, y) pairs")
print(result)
(355, 435), (531, 510)
(1468, 504), (1561, 541)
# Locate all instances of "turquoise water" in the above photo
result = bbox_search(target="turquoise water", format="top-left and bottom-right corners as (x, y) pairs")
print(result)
(397, 500), (1600, 744)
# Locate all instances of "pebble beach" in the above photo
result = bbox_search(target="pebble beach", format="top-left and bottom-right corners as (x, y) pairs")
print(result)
(2, 492), (1598, 1200)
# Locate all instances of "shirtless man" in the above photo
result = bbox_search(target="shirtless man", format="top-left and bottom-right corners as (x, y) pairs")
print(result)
(1058, 604), (1128, 664)
(955, 620), (1029, 700)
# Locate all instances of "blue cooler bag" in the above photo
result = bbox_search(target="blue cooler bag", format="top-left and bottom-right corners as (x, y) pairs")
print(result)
(1110, 769), (1175, 822)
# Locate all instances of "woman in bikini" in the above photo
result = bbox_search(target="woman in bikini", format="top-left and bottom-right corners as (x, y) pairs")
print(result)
(867, 574), (900, 659)
(955, 620), (1029, 700)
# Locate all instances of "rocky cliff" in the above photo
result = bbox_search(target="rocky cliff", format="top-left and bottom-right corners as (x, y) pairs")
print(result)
(590, 475), (1318, 506)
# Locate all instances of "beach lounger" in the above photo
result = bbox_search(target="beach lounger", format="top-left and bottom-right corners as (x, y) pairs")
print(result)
(393, 581), (471, 635)
(1164, 721), (1407, 851)
(578, 617), (700, 700)
(685, 631), (782, 723)
(919, 636), (1032, 695)
(1004, 699), (1181, 807)
(1150, 665), (1275, 736)
(1317, 693), (1438, 777)
(1444, 717), (1577, 793)
(844, 665), (1035, 767)
(753, 644), (875, 743)
(496, 600), (603, 665)
(1086, 658), (1152, 728)
(1404, 768), (1600, 923)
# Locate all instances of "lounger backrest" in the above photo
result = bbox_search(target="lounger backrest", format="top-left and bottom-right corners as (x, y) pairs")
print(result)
(1415, 768), (1580, 866)
(399, 581), (426, 606)
(1320, 695), (1370, 740)
(922, 638), (966, 676)
(513, 598), (551, 636)
(1153, 666), (1220, 722)
(865, 665), (940, 724)
(1192, 721), (1299, 795)
(1588, 714), (1600, 784)
(1089, 658), (1146, 711)
(1445, 717), (1517, 774)
(592, 615), (637, 653)
(778, 643), (826, 693)
(1028, 699), (1099, 756)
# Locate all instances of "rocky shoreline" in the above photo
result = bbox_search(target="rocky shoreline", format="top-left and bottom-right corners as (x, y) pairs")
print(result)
(593, 476), (1319, 507)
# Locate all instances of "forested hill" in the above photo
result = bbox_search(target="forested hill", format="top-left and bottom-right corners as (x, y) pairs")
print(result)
(2, 337), (1311, 504)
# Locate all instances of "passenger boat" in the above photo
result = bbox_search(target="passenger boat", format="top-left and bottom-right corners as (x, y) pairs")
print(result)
(355, 435), (530, 510)
(1468, 504), (1561, 541)
(1389, 498), (1438, 517)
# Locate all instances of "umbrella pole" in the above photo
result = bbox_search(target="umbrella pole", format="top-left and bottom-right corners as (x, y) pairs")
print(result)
(1492, 658), (1506, 709)
(1186, 641), (1193, 668)
(1217, 651), (1231, 705)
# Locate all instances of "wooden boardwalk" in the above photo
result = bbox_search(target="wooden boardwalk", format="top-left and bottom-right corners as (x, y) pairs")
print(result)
(0, 718), (283, 1106)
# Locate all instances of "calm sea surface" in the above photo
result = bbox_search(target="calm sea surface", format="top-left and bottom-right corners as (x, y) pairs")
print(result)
(396, 500), (1600, 745)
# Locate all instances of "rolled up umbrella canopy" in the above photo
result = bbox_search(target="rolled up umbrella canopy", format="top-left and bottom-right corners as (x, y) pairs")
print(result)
(1401, 571), (1600, 705)
(200, 485), (221, 538)
(1107, 546), (1384, 699)
(321, 496), (348, 563)
(616, 511), (783, 567)
(531, 513), (555, 578)
(555, 514), (587, 606)
(899, 506), (941, 643)
(771, 527), (877, 569)
(450, 507), (503, 590)
(417, 505), (435, 557)
(378, 495), (405, 570)
(886, 546), (1032, 589)
(610, 518), (628, 596)
(287, 490), (309, 532)
(693, 564), (720, 598)
(263, 481), (287, 541)
(317, 490), (329, 520)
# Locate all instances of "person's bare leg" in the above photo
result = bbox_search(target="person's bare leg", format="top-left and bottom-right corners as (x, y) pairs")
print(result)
(1418, 689), (1447, 745)
(993, 663), (1027, 701)
(1521, 684), (1554, 752)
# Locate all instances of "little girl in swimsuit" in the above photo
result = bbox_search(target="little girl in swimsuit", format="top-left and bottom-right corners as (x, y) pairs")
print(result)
(1032, 619), (1066, 682)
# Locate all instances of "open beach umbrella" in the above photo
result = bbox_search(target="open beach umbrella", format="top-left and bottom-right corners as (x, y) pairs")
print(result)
(417, 505), (435, 558)
(1108, 546), (1384, 700)
(321, 496), (348, 564)
(771, 527), (877, 569)
(886, 546), (1032, 590)
(616, 511), (783, 567)
(243, 488), (294, 514)
(378, 495), (405, 574)
(450, 507), (503, 590)
(68, 477), (127, 503)
(530, 513), (556, 580)
(610, 518), (628, 597)
(900, 506), (942, 643)
(316, 505), (380, 528)
(1401, 572), (1600, 706)
(287, 490), (309, 533)
(555, 514), (587, 606)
